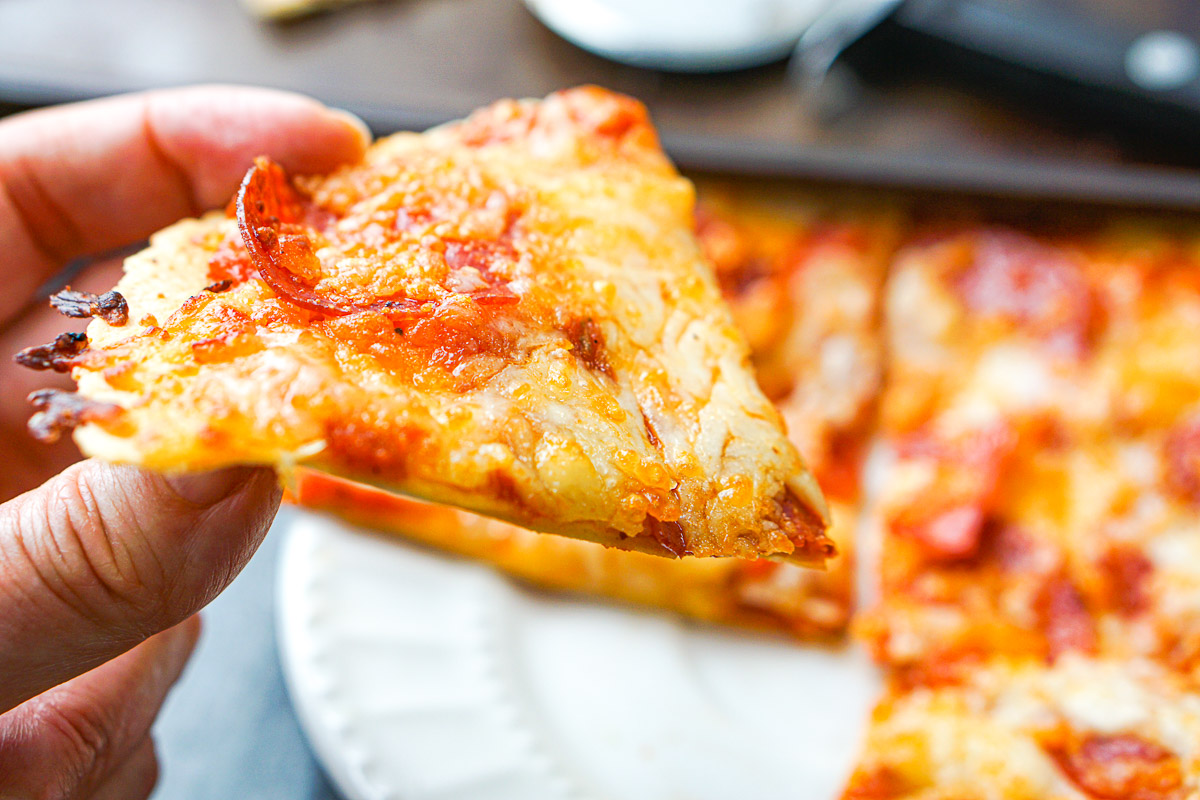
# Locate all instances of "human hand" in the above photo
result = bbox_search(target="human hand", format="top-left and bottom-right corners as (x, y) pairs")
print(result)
(0, 86), (370, 798)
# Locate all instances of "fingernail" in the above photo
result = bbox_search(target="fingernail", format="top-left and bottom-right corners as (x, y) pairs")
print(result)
(165, 467), (261, 506)
(329, 107), (373, 148)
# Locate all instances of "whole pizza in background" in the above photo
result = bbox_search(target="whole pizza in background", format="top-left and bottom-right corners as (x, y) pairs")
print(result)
(300, 179), (1200, 796)
(847, 212), (1200, 798)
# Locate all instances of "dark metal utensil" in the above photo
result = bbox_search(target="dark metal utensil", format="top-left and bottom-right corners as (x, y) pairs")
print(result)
(793, 0), (1200, 141)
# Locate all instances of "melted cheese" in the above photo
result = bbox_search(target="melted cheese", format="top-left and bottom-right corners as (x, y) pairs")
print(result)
(292, 178), (899, 636)
(66, 88), (834, 563)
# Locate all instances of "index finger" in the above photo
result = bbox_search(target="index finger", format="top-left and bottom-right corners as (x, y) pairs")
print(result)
(0, 84), (371, 324)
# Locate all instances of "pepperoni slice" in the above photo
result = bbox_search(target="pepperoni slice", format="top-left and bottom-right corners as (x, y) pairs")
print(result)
(1099, 544), (1154, 616)
(235, 158), (516, 321)
(1036, 574), (1098, 660)
(1164, 418), (1200, 507)
(1045, 731), (1185, 800)
(893, 504), (986, 560)
(953, 229), (1094, 357)
(891, 424), (1015, 560)
(236, 157), (360, 316)
(443, 240), (519, 305)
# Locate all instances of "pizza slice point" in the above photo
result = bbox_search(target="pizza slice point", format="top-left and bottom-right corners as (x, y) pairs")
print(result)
(21, 87), (832, 564)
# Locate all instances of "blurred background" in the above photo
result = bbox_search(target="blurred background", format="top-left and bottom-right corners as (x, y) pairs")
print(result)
(2, 0), (1199, 206)
(0, 1), (1197, 797)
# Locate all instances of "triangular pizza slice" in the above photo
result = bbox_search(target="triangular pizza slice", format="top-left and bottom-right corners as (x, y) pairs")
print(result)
(290, 179), (900, 635)
(22, 87), (832, 563)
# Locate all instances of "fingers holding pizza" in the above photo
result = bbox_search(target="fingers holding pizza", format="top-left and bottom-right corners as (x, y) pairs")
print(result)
(0, 85), (371, 499)
(0, 84), (369, 326)
(19, 87), (835, 565)
(0, 85), (372, 798)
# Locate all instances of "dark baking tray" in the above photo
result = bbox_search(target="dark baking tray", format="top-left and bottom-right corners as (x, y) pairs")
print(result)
(1, 0), (1198, 209)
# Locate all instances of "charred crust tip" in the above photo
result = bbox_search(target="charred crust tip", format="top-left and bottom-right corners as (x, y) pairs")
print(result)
(26, 388), (121, 444)
(49, 287), (129, 327)
(14, 331), (88, 372)
(204, 279), (234, 293)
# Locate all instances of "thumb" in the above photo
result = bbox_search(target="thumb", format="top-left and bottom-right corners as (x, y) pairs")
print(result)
(0, 461), (280, 713)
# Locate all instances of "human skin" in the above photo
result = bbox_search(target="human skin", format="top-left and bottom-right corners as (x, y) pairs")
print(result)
(0, 85), (370, 798)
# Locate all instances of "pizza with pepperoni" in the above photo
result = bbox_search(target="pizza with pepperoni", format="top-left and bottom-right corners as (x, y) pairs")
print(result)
(20, 88), (834, 564)
(861, 223), (1200, 673)
(843, 654), (1198, 800)
(293, 183), (899, 636)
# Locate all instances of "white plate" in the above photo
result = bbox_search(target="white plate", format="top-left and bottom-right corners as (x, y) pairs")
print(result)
(277, 512), (882, 800)
(523, 0), (834, 73)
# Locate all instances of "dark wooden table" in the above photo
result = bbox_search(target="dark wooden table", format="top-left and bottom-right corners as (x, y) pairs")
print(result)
(1, 0), (1198, 207)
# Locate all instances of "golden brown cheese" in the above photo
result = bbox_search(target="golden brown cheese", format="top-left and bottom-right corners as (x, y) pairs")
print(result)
(291, 184), (898, 636)
(41, 88), (833, 563)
